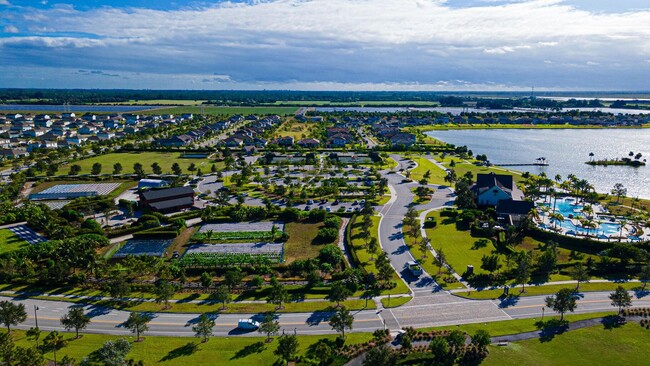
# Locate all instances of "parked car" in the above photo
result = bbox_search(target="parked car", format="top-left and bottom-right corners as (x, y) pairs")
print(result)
(326, 206), (332, 212)
(237, 319), (260, 330)
(406, 261), (423, 277)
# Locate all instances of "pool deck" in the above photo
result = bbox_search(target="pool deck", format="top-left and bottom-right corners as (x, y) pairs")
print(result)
(535, 197), (648, 243)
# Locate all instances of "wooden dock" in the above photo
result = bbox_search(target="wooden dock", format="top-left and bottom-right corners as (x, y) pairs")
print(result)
(495, 163), (549, 167)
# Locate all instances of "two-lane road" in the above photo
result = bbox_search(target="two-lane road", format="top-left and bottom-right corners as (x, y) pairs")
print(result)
(5, 291), (648, 337)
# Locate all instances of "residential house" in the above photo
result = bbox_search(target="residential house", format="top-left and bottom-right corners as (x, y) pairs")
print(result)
(390, 132), (416, 147)
(471, 173), (525, 206)
(296, 138), (320, 148)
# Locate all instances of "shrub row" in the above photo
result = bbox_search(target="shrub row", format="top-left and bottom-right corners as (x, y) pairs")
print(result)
(337, 329), (391, 359)
(623, 308), (650, 318)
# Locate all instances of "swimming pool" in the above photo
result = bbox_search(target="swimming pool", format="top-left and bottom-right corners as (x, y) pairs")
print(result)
(541, 197), (622, 237)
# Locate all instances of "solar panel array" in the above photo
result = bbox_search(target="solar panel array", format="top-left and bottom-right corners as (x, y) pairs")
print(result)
(112, 239), (173, 258)
(30, 183), (122, 200)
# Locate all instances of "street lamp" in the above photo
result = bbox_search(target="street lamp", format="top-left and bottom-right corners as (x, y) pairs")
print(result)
(541, 307), (545, 321)
(34, 305), (39, 328)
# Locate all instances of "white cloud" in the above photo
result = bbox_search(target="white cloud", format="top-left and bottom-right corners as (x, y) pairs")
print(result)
(0, 0), (10, 5)
(3, 25), (18, 33)
(1, 0), (650, 89)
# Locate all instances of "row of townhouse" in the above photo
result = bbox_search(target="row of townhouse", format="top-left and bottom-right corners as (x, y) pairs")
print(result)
(220, 115), (281, 148)
(0, 112), (193, 158)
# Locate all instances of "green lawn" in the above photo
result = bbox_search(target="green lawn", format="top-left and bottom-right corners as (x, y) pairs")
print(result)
(0, 229), (30, 254)
(485, 322), (650, 366)
(283, 221), (323, 263)
(402, 219), (465, 290)
(274, 120), (316, 140)
(425, 311), (614, 337)
(456, 281), (643, 300)
(99, 99), (208, 105)
(7, 329), (372, 366)
(381, 295), (412, 308)
(424, 211), (495, 276)
(143, 106), (298, 116)
(433, 154), (526, 184)
(350, 216), (410, 295)
(406, 155), (447, 185)
(60, 152), (222, 175)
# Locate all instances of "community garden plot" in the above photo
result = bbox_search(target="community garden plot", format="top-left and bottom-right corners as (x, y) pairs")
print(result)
(195, 221), (284, 241)
(180, 242), (284, 267)
(29, 183), (121, 200)
(112, 239), (173, 258)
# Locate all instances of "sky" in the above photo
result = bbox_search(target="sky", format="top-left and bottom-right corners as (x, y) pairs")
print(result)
(1, 0), (649, 91)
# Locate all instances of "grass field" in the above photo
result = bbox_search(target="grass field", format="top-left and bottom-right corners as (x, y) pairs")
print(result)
(274, 120), (317, 140)
(0, 229), (30, 254)
(433, 154), (526, 184)
(7, 329), (372, 366)
(426, 311), (614, 336)
(141, 106), (298, 116)
(405, 154), (447, 185)
(350, 216), (410, 295)
(283, 221), (323, 263)
(60, 152), (222, 175)
(456, 281), (643, 300)
(99, 100), (207, 106)
(484, 322), (650, 366)
(267, 100), (440, 106)
(381, 295), (412, 308)
(424, 211), (494, 276)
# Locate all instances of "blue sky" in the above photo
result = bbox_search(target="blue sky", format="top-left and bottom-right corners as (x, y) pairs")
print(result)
(1, 0), (649, 90)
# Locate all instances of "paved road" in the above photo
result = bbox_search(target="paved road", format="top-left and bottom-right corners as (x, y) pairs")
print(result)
(379, 155), (454, 294)
(5, 291), (649, 337)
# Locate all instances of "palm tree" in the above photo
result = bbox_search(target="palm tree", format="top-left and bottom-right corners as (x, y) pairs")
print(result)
(618, 219), (628, 242)
(549, 213), (564, 230)
(44, 331), (67, 366)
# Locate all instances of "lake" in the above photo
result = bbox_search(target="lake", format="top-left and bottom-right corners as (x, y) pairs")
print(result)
(0, 104), (162, 112)
(315, 107), (650, 115)
(426, 129), (650, 199)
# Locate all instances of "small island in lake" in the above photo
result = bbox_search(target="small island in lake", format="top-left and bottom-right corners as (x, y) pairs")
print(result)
(586, 151), (646, 167)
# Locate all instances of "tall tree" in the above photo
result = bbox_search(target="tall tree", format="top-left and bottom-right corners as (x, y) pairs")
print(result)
(43, 331), (67, 366)
(435, 248), (447, 274)
(570, 263), (590, 290)
(268, 277), (289, 310)
(327, 281), (352, 308)
(329, 307), (353, 339)
(609, 286), (632, 316)
(154, 280), (175, 309)
(429, 337), (449, 365)
(481, 254), (502, 278)
(258, 312), (280, 342)
(193, 313), (215, 343)
(171, 162), (182, 175)
(611, 183), (627, 203)
(362, 345), (398, 366)
(211, 285), (231, 310)
(151, 162), (162, 175)
(124, 312), (151, 342)
(133, 163), (145, 178)
(275, 334), (299, 363)
(515, 252), (532, 292)
(0, 301), (27, 332)
(200, 271), (212, 291)
(638, 264), (650, 290)
(60, 306), (90, 339)
(224, 268), (243, 291)
(91, 162), (102, 175)
(545, 288), (578, 321)
(96, 338), (132, 366)
(112, 162), (123, 175)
